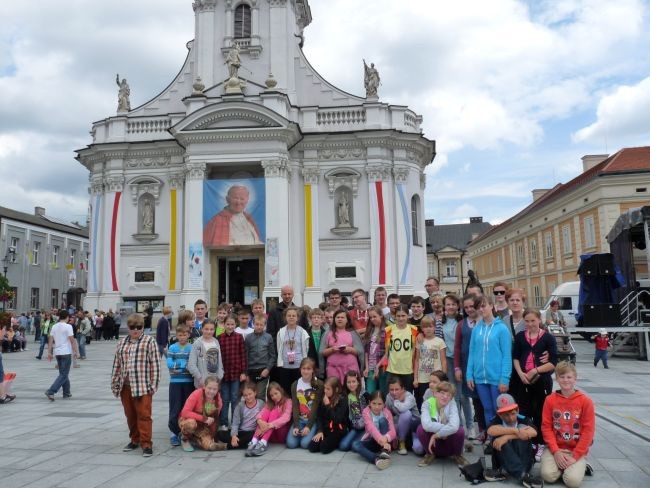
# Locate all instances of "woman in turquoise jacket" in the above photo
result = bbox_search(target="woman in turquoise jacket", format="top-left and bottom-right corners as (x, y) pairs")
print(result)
(466, 295), (512, 426)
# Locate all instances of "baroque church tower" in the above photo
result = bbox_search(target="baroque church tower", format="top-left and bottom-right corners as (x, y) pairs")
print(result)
(77, 0), (435, 313)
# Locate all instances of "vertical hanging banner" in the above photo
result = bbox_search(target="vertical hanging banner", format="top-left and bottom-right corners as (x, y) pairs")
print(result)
(110, 191), (122, 291)
(188, 242), (203, 288)
(168, 189), (178, 290)
(369, 181), (387, 285)
(396, 184), (411, 285)
(265, 237), (279, 287)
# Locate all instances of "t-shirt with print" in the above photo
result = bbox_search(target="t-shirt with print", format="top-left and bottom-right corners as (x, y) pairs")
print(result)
(296, 377), (316, 421)
(203, 398), (218, 418)
(416, 337), (447, 383)
(386, 324), (417, 375)
(202, 339), (222, 376)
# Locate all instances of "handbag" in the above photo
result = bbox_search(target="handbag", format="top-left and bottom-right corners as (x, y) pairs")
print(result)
(459, 457), (485, 484)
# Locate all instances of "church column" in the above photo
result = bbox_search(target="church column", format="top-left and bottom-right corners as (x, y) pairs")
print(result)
(193, 0), (217, 87)
(367, 164), (394, 292)
(302, 166), (321, 306)
(100, 172), (125, 308)
(261, 158), (291, 302)
(181, 160), (208, 305)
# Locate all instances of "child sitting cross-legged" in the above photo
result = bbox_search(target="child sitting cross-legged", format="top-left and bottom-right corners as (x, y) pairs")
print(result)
(308, 376), (349, 454)
(352, 391), (396, 470)
(416, 381), (469, 467)
(245, 382), (293, 456)
(218, 381), (264, 449)
(484, 393), (543, 488)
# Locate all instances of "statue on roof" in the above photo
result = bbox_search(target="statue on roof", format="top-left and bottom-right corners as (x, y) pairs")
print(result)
(363, 59), (380, 98)
(116, 74), (131, 112)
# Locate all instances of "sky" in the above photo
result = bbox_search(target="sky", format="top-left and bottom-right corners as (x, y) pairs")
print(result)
(1, 0), (650, 226)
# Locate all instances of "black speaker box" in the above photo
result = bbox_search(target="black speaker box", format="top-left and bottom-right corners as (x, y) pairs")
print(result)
(580, 254), (614, 276)
(582, 303), (620, 327)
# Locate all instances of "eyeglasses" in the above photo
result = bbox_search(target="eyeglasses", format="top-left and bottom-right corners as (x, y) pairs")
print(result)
(128, 326), (144, 330)
(493, 290), (506, 296)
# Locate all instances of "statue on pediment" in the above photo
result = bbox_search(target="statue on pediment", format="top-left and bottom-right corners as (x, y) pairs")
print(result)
(116, 74), (131, 112)
(363, 60), (380, 98)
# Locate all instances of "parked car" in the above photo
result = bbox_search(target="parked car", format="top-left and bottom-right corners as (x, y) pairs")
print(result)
(541, 281), (580, 328)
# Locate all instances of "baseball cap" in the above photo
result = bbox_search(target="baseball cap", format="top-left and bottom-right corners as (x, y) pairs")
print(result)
(599, 328), (607, 335)
(496, 393), (518, 413)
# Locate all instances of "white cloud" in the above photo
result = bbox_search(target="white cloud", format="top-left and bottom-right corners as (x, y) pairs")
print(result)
(573, 76), (650, 144)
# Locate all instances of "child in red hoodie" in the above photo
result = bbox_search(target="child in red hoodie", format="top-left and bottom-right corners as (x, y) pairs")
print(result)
(541, 361), (595, 488)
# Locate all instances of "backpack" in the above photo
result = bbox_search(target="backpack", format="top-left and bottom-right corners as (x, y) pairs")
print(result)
(458, 458), (485, 484)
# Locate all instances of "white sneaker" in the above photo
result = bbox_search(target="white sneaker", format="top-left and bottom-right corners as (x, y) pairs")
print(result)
(467, 425), (478, 440)
(535, 444), (545, 463)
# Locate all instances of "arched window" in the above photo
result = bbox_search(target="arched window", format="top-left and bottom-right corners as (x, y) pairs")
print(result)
(234, 4), (251, 39)
(411, 195), (421, 246)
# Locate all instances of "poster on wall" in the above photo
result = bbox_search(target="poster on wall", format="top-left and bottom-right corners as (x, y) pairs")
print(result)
(188, 243), (203, 288)
(203, 178), (265, 247)
(265, 237), (279, 286)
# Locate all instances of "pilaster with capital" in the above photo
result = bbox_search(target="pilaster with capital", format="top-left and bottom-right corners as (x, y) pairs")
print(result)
(393, 166), (410, 184)
(366, 164), (392, 183)
(261, 158), (291, 179)
(182, 160), (207, 295)
(302, 166), (321, 296)
(192, 0), (217, 12)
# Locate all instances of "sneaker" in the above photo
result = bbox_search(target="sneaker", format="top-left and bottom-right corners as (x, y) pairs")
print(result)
(181, 439), (194, 452)
(245, 442), (257, 457)
(251, 443), (267, 456)
(122, 442), (139, 452)
(468, 425), (478, 440)
(534, 444), (545, 462)
(63, 393), (72, 398)
(397, 441), (407, 455)
(418, 454), (435, 467)
(170, 434), (181, 447)
(484, 469), (507, 482)
(473, 430), (486, 445)
(73, 364), (81, 368)
(375, 457), (391, 470)
(452, 454), (470, 466)
(45, 392), (55, 402)
(142, 447), (153, 457)
(35, 356), (42, 360)
(585, 463), (594, 476)
(521, 472), (544, 488)
(378, 450), (391, 460)
(218, 425), (229, 432)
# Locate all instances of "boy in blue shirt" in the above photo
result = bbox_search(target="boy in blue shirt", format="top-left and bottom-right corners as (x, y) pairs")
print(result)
(167, 324), (195, 446)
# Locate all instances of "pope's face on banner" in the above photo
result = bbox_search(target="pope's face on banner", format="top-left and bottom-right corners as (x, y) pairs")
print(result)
(226, 186), (250, 214)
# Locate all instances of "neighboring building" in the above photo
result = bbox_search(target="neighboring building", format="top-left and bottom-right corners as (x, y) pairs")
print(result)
(76, 0), (435, 315)
(425, 217), (492, 295)
(0, 206), (89, 312)
(468, 148), (650, 307)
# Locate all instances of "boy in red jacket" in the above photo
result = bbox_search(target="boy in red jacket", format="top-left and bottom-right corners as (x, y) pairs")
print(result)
(541, 361), (595, 488)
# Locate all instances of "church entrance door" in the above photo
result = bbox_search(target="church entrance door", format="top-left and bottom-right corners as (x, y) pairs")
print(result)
(216, 256), (261, 308)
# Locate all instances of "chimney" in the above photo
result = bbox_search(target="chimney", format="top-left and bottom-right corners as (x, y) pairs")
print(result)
(531, 189), (550, 201)
(34, 206), (46, 217)
(425, 219), (435, 226)
(581, 154), (609, 172)
(469, 217), (483, 223)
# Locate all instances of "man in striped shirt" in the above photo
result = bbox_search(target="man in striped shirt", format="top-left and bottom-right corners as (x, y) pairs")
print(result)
(111, 313), (161, 457)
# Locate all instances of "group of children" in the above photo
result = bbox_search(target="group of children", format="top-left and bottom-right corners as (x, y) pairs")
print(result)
(158, 294), (594, 487)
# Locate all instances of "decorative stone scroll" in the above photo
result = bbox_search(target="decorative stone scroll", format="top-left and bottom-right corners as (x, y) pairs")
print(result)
(261, 158), (290, 179)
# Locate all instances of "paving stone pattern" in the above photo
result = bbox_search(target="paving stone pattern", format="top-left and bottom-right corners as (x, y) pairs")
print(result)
(1, 338), (649, 487)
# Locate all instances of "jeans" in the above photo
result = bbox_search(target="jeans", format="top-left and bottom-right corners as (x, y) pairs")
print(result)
(449, 368), (474, 430)
(353, 417), (389, 463)
(77, 335), (86, 358)
(475, 383), (500, 425)
(339, 428), (364, 451)
(168, 382), (195, 436)
(286, 418), (317, 449)
(594, 349), (609, 368)
(37, 335), (48, 359)
(494, 438), (534, 479)
(365, 368), (388, 396)
(47, 354), (72, 396)
(219, 380), (240, 427)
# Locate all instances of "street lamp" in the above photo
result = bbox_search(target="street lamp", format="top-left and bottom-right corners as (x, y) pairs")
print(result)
(2, 245), (16, 277)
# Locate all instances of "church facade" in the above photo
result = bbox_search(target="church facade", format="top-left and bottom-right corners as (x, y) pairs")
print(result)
(77, 0), (435, 315)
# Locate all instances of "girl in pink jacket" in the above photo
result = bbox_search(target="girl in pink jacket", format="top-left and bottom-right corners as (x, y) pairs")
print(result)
(352, 391), (397, 470)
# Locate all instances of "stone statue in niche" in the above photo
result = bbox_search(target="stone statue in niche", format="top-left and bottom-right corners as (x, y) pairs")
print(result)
(363, 59), (380, 98)
(116, 74), (131, 112)
(337, 192), (351, 228)
(141, 198), (154, 234)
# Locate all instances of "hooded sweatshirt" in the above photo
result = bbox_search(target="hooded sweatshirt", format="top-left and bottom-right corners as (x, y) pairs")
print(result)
(541, 389), (595, 461)
(466, 316), (512, 386)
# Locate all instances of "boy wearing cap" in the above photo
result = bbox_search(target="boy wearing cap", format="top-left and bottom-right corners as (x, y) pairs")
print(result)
(485, 393), (543, 488)
(590, 329), (610, 369)
(540, 361), (594, 488)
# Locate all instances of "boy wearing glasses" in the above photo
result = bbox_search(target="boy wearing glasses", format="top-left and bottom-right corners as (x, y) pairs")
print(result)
(493, 282), (510, 319)
(111, 313), (161, 457)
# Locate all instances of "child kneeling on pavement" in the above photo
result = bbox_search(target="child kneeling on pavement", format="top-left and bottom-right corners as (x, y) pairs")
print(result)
(485, 393), (543, 488)
(540, 361), (595, 488)
(178, 376), (227, 452)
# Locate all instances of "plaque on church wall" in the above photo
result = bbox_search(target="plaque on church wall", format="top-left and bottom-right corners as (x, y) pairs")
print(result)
(203, 178), (266, 247)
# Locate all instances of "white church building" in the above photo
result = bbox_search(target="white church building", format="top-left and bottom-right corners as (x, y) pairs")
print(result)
(77, 0), (435, 315)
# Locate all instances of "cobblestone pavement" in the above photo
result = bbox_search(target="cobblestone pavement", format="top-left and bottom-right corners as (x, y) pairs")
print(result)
(1, 337), (649, 487)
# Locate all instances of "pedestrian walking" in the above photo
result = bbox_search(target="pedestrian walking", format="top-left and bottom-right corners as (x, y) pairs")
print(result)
(45, 310), (80, 401)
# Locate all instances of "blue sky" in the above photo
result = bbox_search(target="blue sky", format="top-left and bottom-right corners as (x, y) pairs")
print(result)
(1, 0), (649, 226)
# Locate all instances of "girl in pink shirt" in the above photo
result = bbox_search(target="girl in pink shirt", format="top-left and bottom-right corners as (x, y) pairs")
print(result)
(245, 382), (292, 456)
